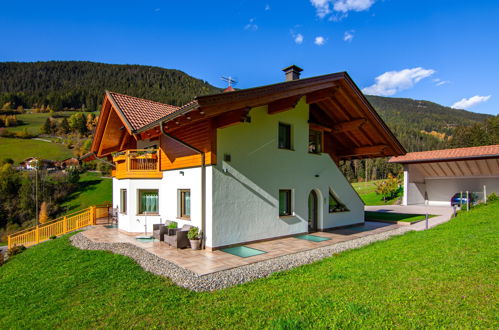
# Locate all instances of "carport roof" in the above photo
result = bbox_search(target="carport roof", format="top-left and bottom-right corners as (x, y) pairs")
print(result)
(389, 145), (499, 164)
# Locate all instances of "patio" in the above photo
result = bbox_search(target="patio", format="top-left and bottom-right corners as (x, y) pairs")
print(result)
(81, 221), (401, 276)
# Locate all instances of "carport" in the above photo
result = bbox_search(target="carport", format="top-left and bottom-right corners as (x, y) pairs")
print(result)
(390, 145), (499, 206)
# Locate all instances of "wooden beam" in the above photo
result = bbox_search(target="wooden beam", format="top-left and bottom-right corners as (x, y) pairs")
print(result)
(309, 123), (332, 132)
(331, 119), (366, 133)
(214, 107), (251, 129)
(337, 144), (387, 158)
(268, 96), (301, 115)
(305, 87), (338, 104)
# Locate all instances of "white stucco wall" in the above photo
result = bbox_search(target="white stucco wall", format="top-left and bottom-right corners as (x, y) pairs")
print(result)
(112, 167), (213, 246)
(211, 98), (364, 248)
(404, 164), (427, 205)
(425, 176), (499, 206)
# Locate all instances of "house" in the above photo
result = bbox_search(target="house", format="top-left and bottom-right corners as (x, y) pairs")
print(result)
(19, 157), (58, 171)
(390, 145), (499, 206)
(60, 157), (81, 169)
(89, 65), (405, 250)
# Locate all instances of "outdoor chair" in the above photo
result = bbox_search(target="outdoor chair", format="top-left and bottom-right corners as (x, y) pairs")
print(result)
(152, 221), (173, 241)
(163, 224), (193, 249)
(109, 207), (118, 225)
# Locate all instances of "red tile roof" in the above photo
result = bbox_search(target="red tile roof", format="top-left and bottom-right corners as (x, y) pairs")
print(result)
(389, 145), (499, 163)
(107, 91), (180, 131)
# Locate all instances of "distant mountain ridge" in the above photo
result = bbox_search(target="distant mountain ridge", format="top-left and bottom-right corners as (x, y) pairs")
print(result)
(0, 61), (492, 153)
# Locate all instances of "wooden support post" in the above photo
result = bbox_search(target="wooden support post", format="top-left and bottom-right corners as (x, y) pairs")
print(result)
(8, 235), (11, 249)
(35, 226), (39, 244)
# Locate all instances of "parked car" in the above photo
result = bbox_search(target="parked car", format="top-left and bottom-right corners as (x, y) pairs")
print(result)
(450, 192), (478, 207)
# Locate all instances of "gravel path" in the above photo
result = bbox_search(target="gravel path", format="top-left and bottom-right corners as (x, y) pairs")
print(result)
(71, 226), (411, 291)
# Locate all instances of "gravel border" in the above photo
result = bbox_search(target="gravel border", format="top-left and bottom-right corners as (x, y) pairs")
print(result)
(71, 226), (412, 292)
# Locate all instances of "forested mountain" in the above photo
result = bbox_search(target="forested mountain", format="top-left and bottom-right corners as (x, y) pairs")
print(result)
(0, 61), (221, 110)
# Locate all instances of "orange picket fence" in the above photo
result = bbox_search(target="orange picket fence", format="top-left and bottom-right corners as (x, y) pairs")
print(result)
(7, 203), (112, 249)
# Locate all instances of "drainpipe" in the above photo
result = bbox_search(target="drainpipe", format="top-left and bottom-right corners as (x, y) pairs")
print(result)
(160, 122), (206, 249)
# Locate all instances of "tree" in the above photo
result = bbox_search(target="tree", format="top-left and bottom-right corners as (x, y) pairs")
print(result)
(39, 201), (49, 224)
(41, 118), (51, 134)
(68, 113), (87, 135)
(374, 174), (400, 202)
(59, 117), (70, 134)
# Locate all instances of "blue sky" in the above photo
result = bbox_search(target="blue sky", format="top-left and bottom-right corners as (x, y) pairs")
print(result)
(0, 0), (498, 115)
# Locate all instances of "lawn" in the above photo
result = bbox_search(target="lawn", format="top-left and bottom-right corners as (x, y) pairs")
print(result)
(352, 180), (401, 206)
(0, 201), (497, 327)
(0, 137), (73, 163)
(7, 111), (97, 133)
(365, 211), (436, 222)
(62, 171), (112, 212)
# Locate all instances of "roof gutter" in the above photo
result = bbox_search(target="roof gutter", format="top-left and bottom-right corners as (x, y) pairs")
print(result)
(159, 121), (207, 250)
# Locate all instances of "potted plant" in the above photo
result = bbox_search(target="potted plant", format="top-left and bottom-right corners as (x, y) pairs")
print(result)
(167, 221), (178, 235)
(187, 226), (201, 250)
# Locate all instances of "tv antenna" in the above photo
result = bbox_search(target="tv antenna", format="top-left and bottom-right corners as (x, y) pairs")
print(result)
(221, 76), (238, 87)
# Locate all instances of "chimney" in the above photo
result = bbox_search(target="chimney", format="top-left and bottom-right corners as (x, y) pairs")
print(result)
(282, 65), (303, 81)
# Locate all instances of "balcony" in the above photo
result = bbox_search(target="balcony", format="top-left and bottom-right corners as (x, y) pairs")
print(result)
(112, 149), (163, 179)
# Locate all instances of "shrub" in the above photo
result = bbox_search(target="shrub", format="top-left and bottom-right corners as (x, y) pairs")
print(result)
(488, 192), (498, 202)
(0, 251), (4, 266)
(7, 245), (26, 257)
(49, 235), (57, 240)
(167, 221), (178, 229)
(187, 227), (200, 240)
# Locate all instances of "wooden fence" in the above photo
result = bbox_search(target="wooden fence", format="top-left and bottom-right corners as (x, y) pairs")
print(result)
(7, 204), (111, 249)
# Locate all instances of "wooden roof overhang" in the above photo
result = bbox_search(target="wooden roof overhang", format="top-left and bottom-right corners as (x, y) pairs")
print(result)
(90, 91), (137, 158)
(136, 72), (406, 162)
(390, 154), (499, 178)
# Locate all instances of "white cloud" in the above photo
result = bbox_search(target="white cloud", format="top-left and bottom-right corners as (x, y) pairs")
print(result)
(362, 67), (435, 96)
(433, 78), (450, 86)
(265, 4), (271, 11)
(294, 33), (304, 44)
(244, 18), (258, 31)
(310, 0), (331, 18)
(451, 95), (491, 109)
(344, 30), (354, 42)
(333, 0), (375, 13)
(314, 36), (326, 46)
(310, 0), (375, 18)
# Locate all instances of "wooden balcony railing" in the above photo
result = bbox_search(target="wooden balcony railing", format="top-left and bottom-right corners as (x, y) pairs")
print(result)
(112, 149), (162, 179)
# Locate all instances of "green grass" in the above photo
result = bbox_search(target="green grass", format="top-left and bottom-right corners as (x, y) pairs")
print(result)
(0, 137), (73, 163)
(62, 172), (112, 212)
(352, 180), (401, 206)
(1, 202), (497, 328)
(365, 211), (436, 222)
(6, 111), (96, 133)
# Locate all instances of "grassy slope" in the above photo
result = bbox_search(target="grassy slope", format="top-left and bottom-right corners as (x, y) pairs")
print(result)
(6, 111), (98, 133)
(0, 137), (73, 163)
(352, 180), (401, 206)
(62, 172), (112, 212)
(0, 202), (497, 328)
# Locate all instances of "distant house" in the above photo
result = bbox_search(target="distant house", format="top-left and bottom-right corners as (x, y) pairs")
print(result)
(19, 157), (58, 171)
(61, 157), (80, 169)
(390, 145), (499, 206)
(89, 65), (405, 250)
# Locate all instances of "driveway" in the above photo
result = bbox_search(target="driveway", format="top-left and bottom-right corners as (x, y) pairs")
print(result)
(365, 204), (455, 231)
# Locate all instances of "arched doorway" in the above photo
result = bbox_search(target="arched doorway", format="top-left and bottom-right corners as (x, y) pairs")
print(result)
(308, 190), (319, 232)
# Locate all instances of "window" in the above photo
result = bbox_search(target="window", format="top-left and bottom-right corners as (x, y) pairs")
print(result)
(179, 189), (191, 219)
(308, 129), (322, 154)
(278, 123), (292, 149)
(329, 189), (349, 213)
(120, 189), (127, 214)
(138, 190), (159, 214)
(279, 189), (292, 216)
